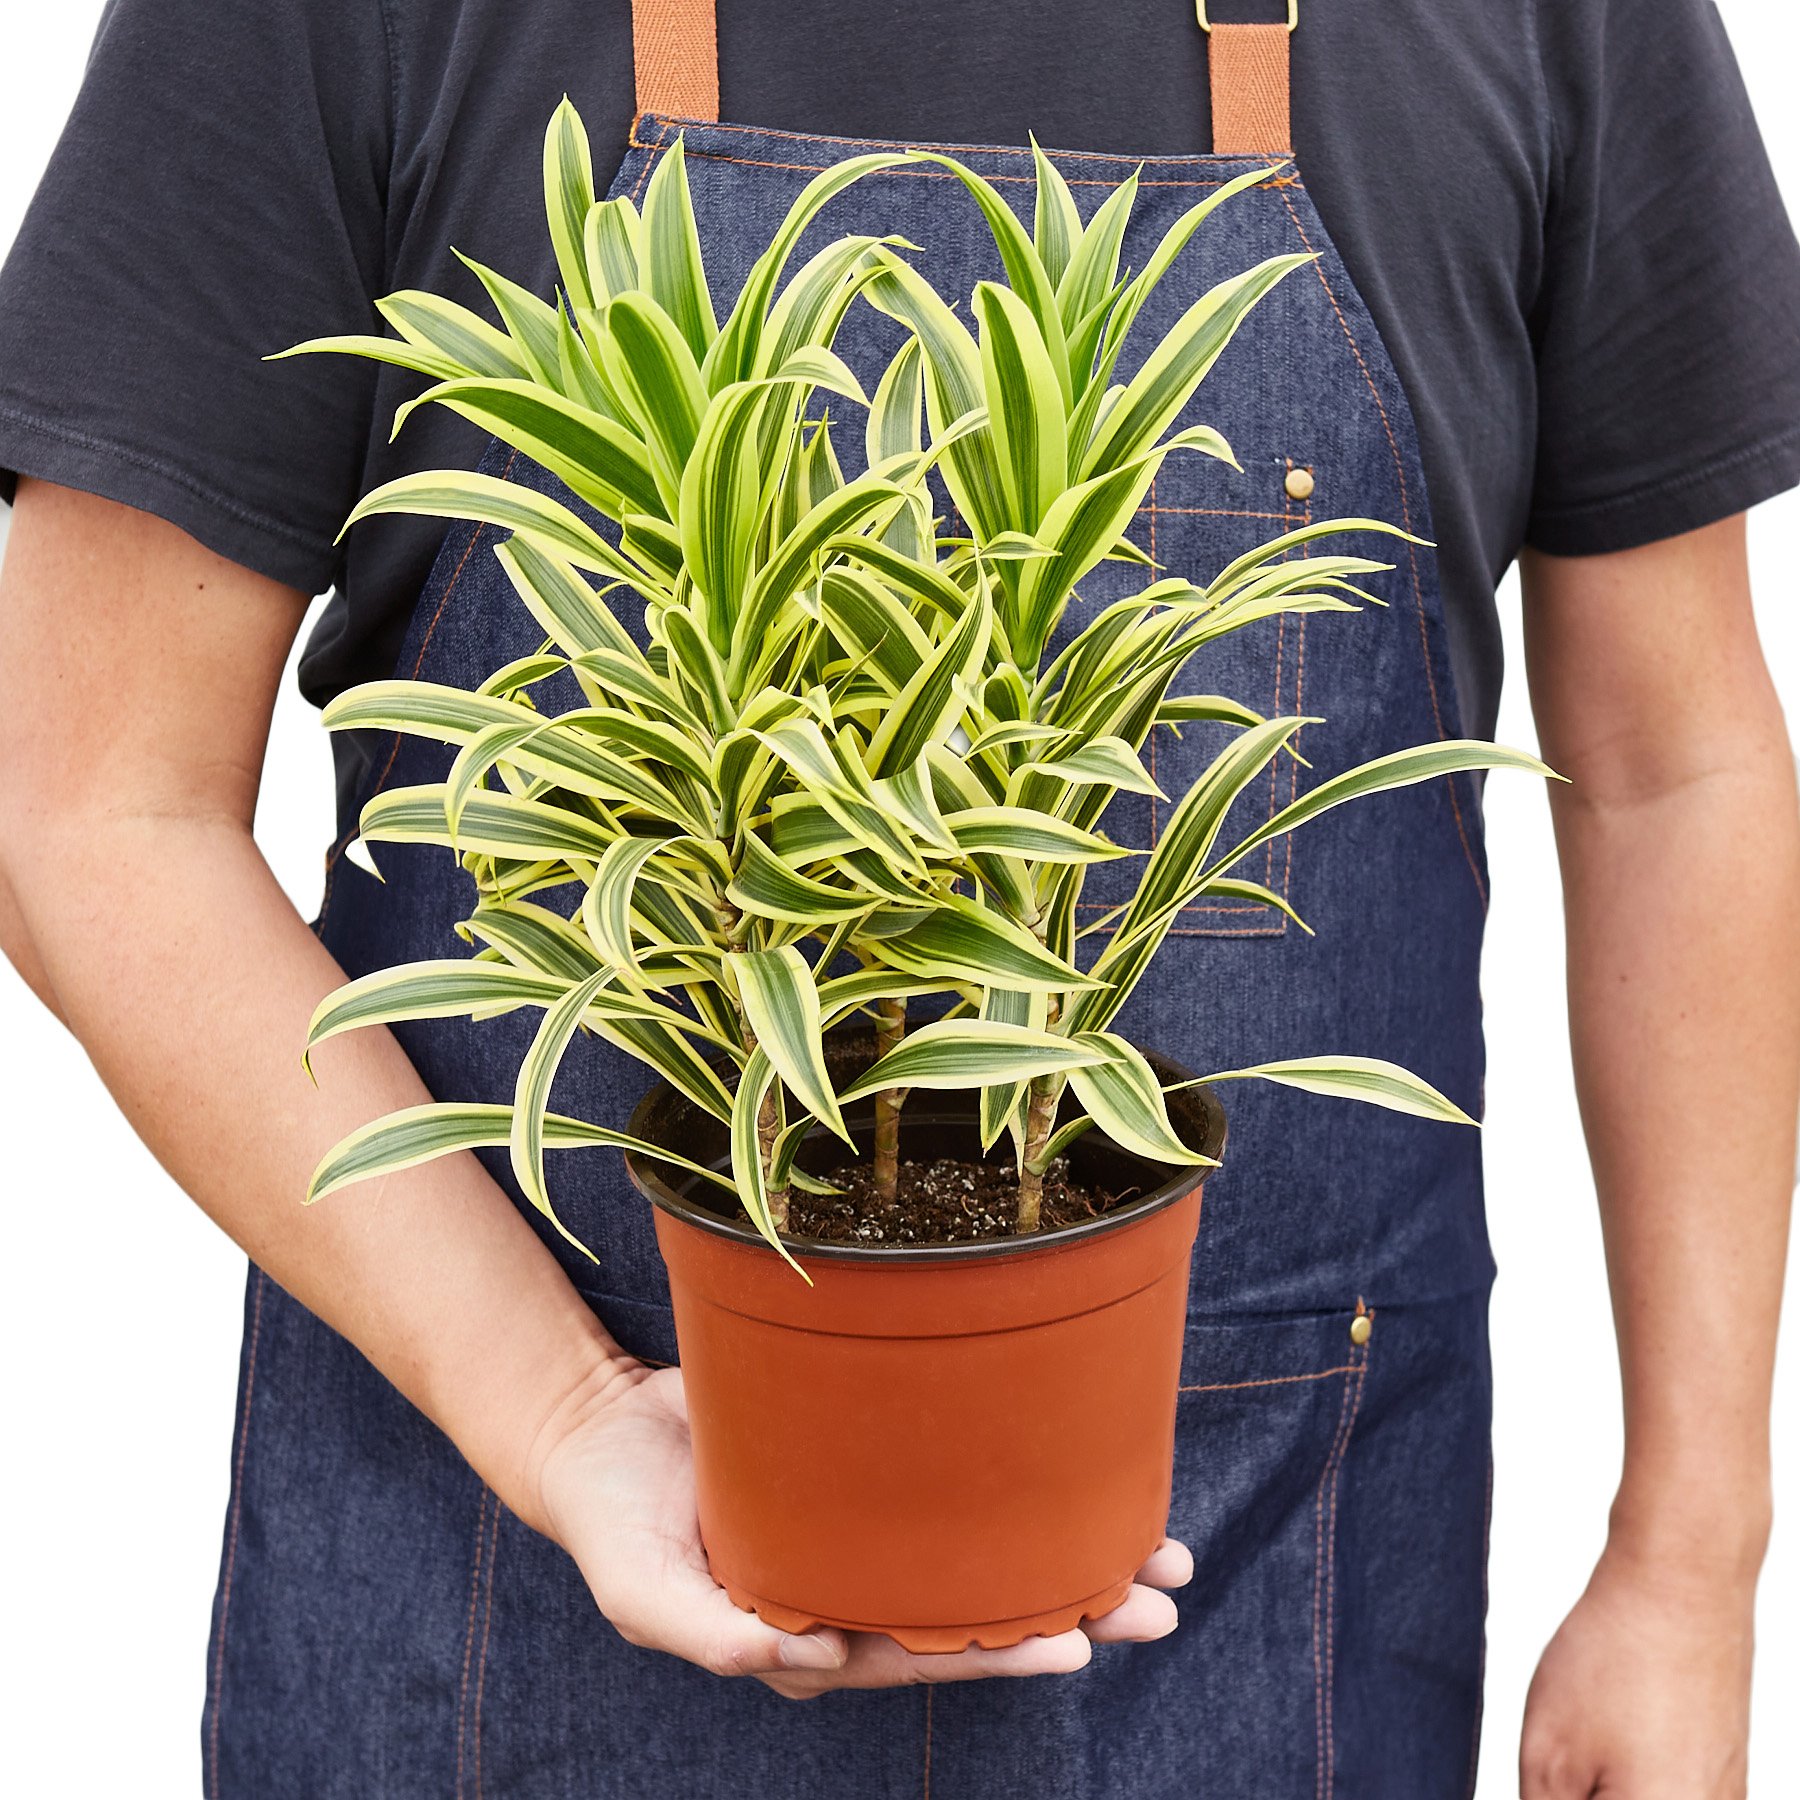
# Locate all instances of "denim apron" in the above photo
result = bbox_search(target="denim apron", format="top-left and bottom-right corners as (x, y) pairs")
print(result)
(206, 5), (1495, 1793)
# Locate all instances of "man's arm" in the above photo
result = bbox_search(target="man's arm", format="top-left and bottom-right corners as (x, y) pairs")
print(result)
(0, 478), (637, 1532)
(1518, 514), (1799, 1799)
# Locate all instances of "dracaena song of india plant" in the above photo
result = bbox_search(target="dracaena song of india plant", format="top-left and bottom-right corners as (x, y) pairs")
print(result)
(291, 101), (1555, 1276)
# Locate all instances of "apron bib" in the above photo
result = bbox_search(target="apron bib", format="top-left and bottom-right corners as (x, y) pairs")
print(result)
(207, 6), (1494, 1793)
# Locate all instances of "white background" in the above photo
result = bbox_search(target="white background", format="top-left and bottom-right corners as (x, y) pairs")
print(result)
(0, 3), (1795, 1792)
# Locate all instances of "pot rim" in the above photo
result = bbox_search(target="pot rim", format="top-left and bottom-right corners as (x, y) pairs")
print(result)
(624, 1055), (1228, 1267)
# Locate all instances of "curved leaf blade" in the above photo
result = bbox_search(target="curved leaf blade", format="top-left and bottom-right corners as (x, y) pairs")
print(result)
(879, 894), (1104, 992)
(641, 139), (717, 358)
(393, 378), (666, 520)
(942, 806), (1128, 864)
(544, 98), (598, 311)
(729, 1048), (809, 1274)
(510, 971), (612, 1244)
(733, 946), (849, 1144)
(307, 1102), (729, 1214)
(1207, 741), (1561, 880)
(839, 1019), (1107, 1101)
(1066, 1032), (1217, 1167)
(974, 281), (1067, 532)
(1198, 1056), (1478, 1125)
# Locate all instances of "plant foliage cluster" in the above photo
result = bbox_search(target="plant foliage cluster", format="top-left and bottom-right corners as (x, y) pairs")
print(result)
(294, 103), (1552, 1270)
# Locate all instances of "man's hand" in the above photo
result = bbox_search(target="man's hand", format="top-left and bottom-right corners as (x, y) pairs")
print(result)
(1521, 1541), (1754, 1798)
(536, 1364), (1194, 1697)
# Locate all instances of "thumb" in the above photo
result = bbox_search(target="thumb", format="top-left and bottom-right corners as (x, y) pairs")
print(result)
(655, 1575), (850, 1679)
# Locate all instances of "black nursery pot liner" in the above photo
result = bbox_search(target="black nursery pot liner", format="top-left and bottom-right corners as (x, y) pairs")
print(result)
(625, 1031), (1229, 1265)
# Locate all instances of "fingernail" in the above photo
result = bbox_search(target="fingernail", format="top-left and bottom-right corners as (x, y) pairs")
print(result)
(779, 1632), (846, 1670)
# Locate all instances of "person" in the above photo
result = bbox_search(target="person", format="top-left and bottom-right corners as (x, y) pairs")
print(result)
(1, 0), (1796, 1794)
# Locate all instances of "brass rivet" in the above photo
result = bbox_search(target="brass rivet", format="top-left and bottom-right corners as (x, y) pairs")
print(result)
(1285, 466), (1316, 502)
(1349, 1313), (1372, 1347)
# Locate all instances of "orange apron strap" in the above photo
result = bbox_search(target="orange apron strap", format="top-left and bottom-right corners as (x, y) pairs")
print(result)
(632, 0), (721, 122)
(1202, 4), (1296, 157)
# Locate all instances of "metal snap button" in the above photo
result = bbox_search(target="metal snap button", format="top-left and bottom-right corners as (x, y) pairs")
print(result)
(1285, 466), (1316, 502)
(1349, 1312), (1372, 1346)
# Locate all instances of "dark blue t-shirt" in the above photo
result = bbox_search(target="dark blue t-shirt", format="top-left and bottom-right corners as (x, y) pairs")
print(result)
(1, 0), (1797, 750)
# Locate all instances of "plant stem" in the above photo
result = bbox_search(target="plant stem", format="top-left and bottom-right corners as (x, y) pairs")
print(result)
(1016, 926), (1062, 1231)
(757, 1072), (790, 1234)
(1016, 1074), (1059, 1233)
(872, 995), (907, 1203)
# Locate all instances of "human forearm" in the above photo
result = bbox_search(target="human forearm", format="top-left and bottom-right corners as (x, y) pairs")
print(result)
(1555, 747), (1798, 1568)
(1524, 519), (1799, 1574)
(0, 807), (633, 1534)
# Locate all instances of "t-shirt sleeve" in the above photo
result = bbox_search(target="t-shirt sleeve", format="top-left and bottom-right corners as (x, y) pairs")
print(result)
(0, 0), (393, 593)
(1527, 0), (1800, 555)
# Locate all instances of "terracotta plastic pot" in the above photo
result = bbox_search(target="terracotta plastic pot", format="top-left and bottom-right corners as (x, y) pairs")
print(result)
(624, 1035), (1227, 1653)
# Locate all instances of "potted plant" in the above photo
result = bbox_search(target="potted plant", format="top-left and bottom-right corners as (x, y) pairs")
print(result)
(290, 103), (1554, 1651)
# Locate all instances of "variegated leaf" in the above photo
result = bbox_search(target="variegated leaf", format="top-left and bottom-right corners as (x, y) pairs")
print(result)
(544, 98), (598, 311)
(839, 1019), (1106, 1100)
(1066, 1032), (1216, 1166)
(1197, 1056), (1477, 1125)
(732, 946), (849, 1143)
(640, 138), (717, 358)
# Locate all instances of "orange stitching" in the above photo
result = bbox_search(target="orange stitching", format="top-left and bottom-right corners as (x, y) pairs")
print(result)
(630, 116), (672, 205)
(207, 1269), (266, 1800)
(922, 1686), (934, 1799)
(633, 114), (1293, 168)
(1273, 190), (1487, 907)
(1178, 1364), (1358, 1395)
(473, 1500), (502, 1797)
(1079, 904), (1291, 917)
(1169, 920), (1300, 936)
(454, 1488), (491, 1800)
(1284, 484), (1313, 898)
(1313, 1360), (1356, 1794)
(1141, 503), (1298, 521)
(645, 143), (1292, 191)
(1268, 605), (1288, 890)
(1323, 1337), (1372, 1797)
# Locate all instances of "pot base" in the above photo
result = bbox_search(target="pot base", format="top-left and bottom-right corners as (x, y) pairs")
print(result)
(720, 1566), (1144, 1654)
